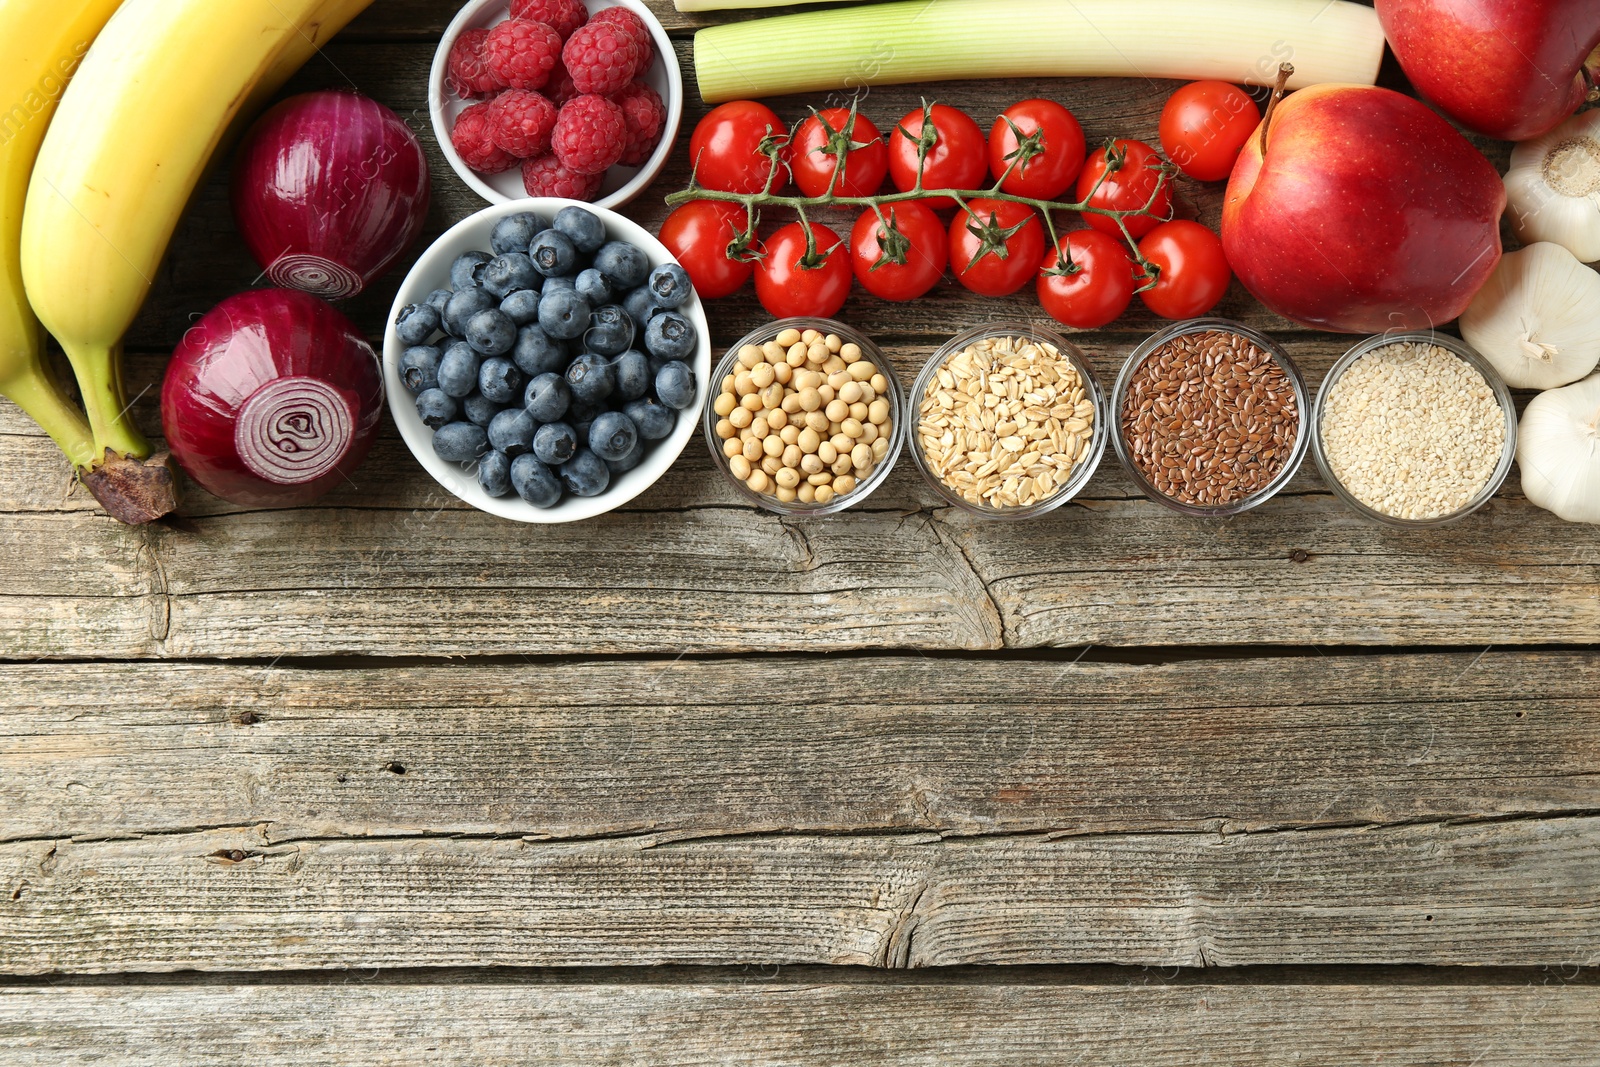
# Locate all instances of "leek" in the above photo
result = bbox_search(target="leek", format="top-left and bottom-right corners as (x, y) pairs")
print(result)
(694, 0), (1384, 103)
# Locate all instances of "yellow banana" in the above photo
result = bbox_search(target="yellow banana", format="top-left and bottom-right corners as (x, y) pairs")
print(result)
(0, 0), (125, 473)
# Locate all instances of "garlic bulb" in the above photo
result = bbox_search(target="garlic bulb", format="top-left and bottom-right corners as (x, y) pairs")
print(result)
(1459, 242), (1600, 389)
(1504, 109), (1600, 264)
(1519, 371), (1600, 525)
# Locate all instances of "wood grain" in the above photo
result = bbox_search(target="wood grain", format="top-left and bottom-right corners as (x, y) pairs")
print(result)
(4, 970), (1598, 1066)
(4, 654), (1597, 843)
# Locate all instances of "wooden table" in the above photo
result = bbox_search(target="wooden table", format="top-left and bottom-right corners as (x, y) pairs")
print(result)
(3, 2), (1599, 1062)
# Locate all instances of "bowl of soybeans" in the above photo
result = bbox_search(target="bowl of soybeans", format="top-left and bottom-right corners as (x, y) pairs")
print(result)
(704, 319), (905, 514)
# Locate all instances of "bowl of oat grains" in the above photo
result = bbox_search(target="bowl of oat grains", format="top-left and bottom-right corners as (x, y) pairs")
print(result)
(908, 323), (1107, 520)
(1312, 332), (1516, 526)
(1111, 318), (1309, 518)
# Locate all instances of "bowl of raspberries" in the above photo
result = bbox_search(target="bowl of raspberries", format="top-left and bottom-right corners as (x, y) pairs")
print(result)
(383, 198), (710, 523)
(430, 0), (681, 208)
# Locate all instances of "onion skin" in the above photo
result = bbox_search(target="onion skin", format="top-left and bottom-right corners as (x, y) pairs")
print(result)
(232, 90), (431, 300)
(161, 289), (384, 507)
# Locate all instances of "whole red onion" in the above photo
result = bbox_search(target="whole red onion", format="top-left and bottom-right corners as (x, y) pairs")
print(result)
(233, 90), (431, 300)
(161, 289), (384, 507)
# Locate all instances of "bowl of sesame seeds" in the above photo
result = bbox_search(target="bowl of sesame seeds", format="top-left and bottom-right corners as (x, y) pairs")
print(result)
(1111, 318), (1309, 518)
(1312, 332), (1517, 526)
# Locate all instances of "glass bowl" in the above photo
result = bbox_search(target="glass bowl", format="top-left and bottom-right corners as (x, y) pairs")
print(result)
(905, 322), (1107, 520)
(1311, 331), (1518, 528)
(1110, 317), (1311, 518)
(702, 318), (906, 516)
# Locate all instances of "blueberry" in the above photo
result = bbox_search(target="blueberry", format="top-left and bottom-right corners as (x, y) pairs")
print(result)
(593, 241), (649, 290)
(553, 205), (606, 254)
(437, 341), (482, 398)
(523, 372), (570, 423)
(623, 397), (676, 441)
(530, 229), (578, 277)
(451, 251), (492, 290)
(644, 311), (697, 362)
(574, 268), (612, 306)
(395, 302), (442, 345)
(492, 211), (547, 256)
(400, 344), (442, 394)
(613, 349), (651, 402)
(478, 449), (513, 497)
(605, 439), (645, 475)
(443, 287), (496, 338)
(466, 308), (517, 356)
(478, 356), (524, 404)
(588, 410), (638, 462)
(510, 453), (563, 507)
(648, 263), (693, 308)
(414, 388), (457, 429)
(532, 421), (578, 466)
(538, 288), (591, 341)
(432, 420), (489, 463)
(513, 325), (568, 377)
(501, 289), (542, 327)
(543, 273), (577, 297)
(488, 407), (537, 456)
(565, 352), (615, 405)
(646, 351), (672, 379)
(585, 304), (634, 357)
(559, 448), (611, 497)
(655, 360), (698, 410)
(483, 252), (540, 298)
(461, 392), (502, 427)
(567, 398), (602, 442)
(425, 288), (454, 315)
(622, 286), (666, 332)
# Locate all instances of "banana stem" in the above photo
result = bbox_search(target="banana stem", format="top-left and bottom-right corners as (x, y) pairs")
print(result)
(64, 340), (150, 459)
(0, 368), (97, 469)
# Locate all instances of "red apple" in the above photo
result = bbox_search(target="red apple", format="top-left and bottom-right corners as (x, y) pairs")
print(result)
(1377, 0), (1600, 142)
(1221, 84), (1504, 335)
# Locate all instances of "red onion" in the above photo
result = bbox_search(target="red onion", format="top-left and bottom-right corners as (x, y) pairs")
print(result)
(160, 289), (384, 507)
(232, 90), (431, 300)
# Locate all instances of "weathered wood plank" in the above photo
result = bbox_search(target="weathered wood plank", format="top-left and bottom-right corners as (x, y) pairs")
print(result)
(4, 970), (1599, 1066)
(3, 653), (1596, 843)
(3, 816), (1597, 972)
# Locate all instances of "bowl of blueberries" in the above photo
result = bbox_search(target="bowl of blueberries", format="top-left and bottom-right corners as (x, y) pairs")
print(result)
(383, 198), (709, 521)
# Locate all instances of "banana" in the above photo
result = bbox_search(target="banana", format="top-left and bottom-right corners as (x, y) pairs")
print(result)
(20, 0), (374, 521)
(0, 0), (125, 473)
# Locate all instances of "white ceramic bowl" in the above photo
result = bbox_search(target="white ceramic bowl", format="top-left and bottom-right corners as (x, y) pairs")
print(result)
(383, 198), (711, 523)
(430, 0), (682, 209)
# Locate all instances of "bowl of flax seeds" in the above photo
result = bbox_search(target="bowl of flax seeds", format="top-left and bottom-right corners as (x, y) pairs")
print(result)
(1111, 318), (1310, 517)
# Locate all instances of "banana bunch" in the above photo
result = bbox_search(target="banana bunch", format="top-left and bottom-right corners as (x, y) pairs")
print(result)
(1, 0), (372, 523)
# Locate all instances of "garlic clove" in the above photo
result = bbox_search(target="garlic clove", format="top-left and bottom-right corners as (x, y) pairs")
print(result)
(1504, 109), (1600, 264)
(1518, 370), (1600, 525)
(1460, 242), (1600, 390)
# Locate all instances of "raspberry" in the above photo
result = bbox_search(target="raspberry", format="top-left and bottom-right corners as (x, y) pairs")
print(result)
(509, 0), (587, 40)
(589, 7), (654, 79)
(447, 28), (505, 99)
(487, 89), (558, 158)
(544, 57), (579, 106)
(611, 81), (666, 167)
(484, 18), (563, 91)
(552, 94), (627, 175)
(452, 100), (519, 174)
(562, 22), (640, 98)
(522, 154), (605, 200)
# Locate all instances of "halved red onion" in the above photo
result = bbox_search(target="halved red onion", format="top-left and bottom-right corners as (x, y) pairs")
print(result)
(160, 289), (384, 507)
(232, 90), (431, 300)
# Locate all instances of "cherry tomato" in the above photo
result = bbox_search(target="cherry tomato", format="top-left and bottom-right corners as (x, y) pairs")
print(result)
(948, 198), (1045, 298)
(755, 221), (852, 319)
(1036, 230), (1137, 330)
(887, 104), (986, 210)
(786, 108), (888, 198)
(658, 200), (753, 300)
(989, 99), (1086, 200)
(688, 100), (788, 194)
(1136, 220), (1232, 319)
(1159, 81), (1261, 182)
(1075, 139), (1172, 239)
(849, 202), (948, 302)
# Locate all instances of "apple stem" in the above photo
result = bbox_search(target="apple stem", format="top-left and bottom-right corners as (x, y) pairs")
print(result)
(1259, 62), (1295, 157)
(1585, 44), (1600, 102)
